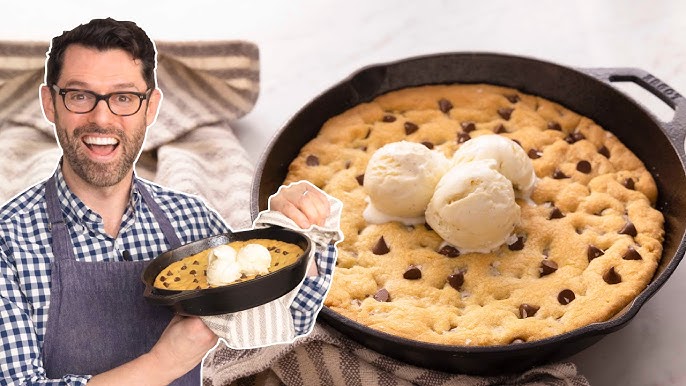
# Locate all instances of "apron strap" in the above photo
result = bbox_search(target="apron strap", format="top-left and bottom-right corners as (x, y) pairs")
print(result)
(45, 176), (77, 261)
(135, 180), (182, 249)
(45, 175), (183, 261)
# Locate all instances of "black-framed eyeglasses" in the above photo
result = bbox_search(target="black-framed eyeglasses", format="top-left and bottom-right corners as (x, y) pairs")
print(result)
(52, 85), (152, 116)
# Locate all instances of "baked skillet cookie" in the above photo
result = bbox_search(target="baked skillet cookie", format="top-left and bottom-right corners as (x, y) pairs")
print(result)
(284, 84), (664, 346)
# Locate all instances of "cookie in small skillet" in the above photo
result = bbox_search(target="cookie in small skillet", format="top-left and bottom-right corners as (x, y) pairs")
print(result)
(154, 239), (304, 291)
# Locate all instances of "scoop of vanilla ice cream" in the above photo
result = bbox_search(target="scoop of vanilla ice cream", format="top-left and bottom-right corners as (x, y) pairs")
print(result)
(452, 135), (537, 198)
(364, 141), (449, 222)
(425, 159), (521, 253)
(237, 243), (272, 276)
(206, 245), (242, 286)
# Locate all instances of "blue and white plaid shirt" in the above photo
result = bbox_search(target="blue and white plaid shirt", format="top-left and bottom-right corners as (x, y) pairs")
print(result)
(0, 167), (332, 385)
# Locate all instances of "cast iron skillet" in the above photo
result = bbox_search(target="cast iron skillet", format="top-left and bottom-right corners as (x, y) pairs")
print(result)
(142, 227), (311, 316)
(251, 52), (686, 375)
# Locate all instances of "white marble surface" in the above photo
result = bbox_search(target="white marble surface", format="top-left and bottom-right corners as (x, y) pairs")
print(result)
(3, 1), (685, 384)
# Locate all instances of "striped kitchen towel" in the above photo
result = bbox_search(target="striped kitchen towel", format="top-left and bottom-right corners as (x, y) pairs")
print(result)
(0, 40), (259, 229)
(202, 322), (590, 386)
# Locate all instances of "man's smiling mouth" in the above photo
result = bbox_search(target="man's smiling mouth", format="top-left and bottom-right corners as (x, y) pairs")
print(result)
(83, 135), (120, 157)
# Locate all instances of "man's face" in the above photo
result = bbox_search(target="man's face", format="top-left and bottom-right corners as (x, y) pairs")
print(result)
(40, 44), (161, 188)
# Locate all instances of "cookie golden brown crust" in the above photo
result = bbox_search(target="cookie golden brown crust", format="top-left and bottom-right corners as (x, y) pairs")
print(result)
(284, 84), (664, 346)
(154, 239), (304, 291)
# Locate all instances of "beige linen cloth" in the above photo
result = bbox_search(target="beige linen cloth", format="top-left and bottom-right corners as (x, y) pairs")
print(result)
(0, 41), (589, 386)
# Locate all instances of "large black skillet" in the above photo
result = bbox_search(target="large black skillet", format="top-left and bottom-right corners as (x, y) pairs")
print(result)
(142, 227), (311, 316)
(251, 52), (686, 375)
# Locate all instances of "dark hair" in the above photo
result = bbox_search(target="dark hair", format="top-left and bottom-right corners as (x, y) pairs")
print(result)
(46, 18), (157, 89)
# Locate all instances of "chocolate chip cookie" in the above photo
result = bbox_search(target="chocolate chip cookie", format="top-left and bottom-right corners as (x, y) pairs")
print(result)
(284, 84), (664, 345)
(154, 239), (304, 291)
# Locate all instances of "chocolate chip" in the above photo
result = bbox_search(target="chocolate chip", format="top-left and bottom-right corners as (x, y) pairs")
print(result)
(576, 160), (592, 174)
(166, 270), (173, 276)
(403, 265), (422, 280)
(192, 260), (200, 265)
(181, 265), (187, 270)
(552, 169), (569, 179)
(623, 178), (635, 190)
(549, 207), (565, 220)
(603, 267), (622, 284)
(357, 146), (368, 152)
(510, 338), (526, 344)
(619, 221), (637, 237)
(447, 271), (464, 290)
(438, 245), (460, 257)
(506, 94), (520, 103)
(494, 124), (508, 134)
(519, 304), (539, 318)
(623, 246), (642, 260)
(565, 132), (586, 144)
(195, 286), (202, 290)
(587, 245), (604, 261)
(508, 236), (526, 251)
(547, 121), (562, 131)
(498, 107), (514, 120)
(163, 282), (169, 288)
(598, 145), (611, 158)
(404, 121), (419, 135)
(174, 277), (180, 282)
(372, 236), (390, 255)
(438, 98), (453, 113)
(345, 160), (352, 169)
(373, 288), (390, 302)
(275, 248), (281, 253)
(539, 260), (558, 277)
(356, 174), (365, 186)
(421, 141), (434, 149)
(382, 114), (396, 122)
(160, 276), (166, 282)
(189, 270), (197, 275)
(558, 289), (575, 305)
(457, 132), (471, 144)
(193, 278), (199, 283)
(306, 155), (319, 166)
(283, 251), (289, 255)
(527, 149), (542, 159)
(460, 121), (476, 133)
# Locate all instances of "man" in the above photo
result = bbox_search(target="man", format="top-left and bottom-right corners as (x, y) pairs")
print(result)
(0, 18), (329, 385)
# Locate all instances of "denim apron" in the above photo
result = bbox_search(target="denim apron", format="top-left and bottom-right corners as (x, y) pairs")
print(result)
(41, 176), (201, 385)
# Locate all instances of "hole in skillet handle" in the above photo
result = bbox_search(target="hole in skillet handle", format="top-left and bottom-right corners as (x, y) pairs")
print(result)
(141, 227), (312, 316)
(611, 81), (675, 122)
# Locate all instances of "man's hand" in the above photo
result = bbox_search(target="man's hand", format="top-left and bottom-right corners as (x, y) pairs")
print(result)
(88, 315), (218, 385)
(270, 182), (330, 229)
(148, 315), (218, 382)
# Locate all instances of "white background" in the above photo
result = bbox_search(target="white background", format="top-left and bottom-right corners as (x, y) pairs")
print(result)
(3, 1), (685, 384)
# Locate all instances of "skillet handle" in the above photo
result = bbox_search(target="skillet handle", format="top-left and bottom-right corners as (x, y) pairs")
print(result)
(143, 284), (202, 306)
(581, 68), (686, 158)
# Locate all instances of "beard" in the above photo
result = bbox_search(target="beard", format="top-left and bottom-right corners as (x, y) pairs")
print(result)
(54, 112), (146, 188)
